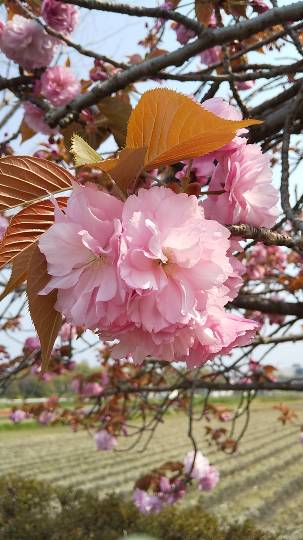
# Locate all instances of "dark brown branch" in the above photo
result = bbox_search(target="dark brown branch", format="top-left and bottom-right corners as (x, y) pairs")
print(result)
(103, 379), (303, 395)
(253, 333), (303, 346)
(228, 224), (303, 249)
(250, 80), (302, 117)
(195, 21), (303, 77)
(157, 60), (303, 82)
(232, 295), (303, 317)
(59, 0), (203, 33)
(0, 74), (36, 92)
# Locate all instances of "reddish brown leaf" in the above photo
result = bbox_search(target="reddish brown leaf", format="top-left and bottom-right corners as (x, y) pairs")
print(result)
(0, 244), (35, 300)
(0, 197), (67, 269)
(195, 0), (214, 25)
(27, 244), (62, 370)
(0, 156), (73, 211)
(95, 147), (147, 195)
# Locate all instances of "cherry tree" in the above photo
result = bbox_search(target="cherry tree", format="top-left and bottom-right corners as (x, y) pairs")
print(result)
(1, 0), (303, 513)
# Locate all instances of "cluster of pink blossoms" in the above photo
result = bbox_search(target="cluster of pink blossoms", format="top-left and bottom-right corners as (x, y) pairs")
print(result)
(133, 450), (219, 514)
(37, 97), (280, 366)
(39, 180), (259, 366)
(0, 1), (78, 69)
(244, 243), (287, 280)
(39, 66), (80, 107)
(24, 66), (80, 134)
(41, 0), (79, 34)
(180, 98), (279, 229)
(0, 15), (58, 70)
(23, 103), (58, 136)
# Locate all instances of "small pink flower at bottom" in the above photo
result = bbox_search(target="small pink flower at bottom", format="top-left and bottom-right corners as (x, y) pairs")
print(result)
(38, 411), (54, 425)
(10, 410), (27, 423)
(94, 429), (117, 451)
(199, 465), (220, 491)
(133, 488), (163, 514)
(82, 382), (103, 397)
(24, 336), (41, 353)
(59, 322), (76, 342)
(183, 450), (210, 481)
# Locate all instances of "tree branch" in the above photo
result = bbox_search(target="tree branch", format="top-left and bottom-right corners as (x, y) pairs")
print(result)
(232, 295), (303, 317)
(103, 379), (303, 395)
(228, 224), (303, 249)
(46, 2), (303, 127)
(157, 60), (303, 83)
(59, 0), (203, 33)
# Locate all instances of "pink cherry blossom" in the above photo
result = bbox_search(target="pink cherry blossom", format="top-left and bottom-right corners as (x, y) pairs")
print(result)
(245, 243), (287, 280)
(199, 465), (220, 491)
(208, 12), (217, 28)
(89, 60), (109, 82)
(70, 378), (81, 393)
(203, 144), (279, 228)
(203, 97), (243, 122)
(10, 410), (27, 423)
(174, 23), (195, 44)
(158, 476), (186, 505)
(119, 186), (232, 328)
(94, 429), (117, 451)
(111, 325), (194, 365)
(200, 46), (221, 66)
(38, 411), (54, 425)
(40, 66), (81, 106)
(268, 312), (285, 326)
(184, 450), (210, 480)
(82, 382), (103, 397)
(23, 103), (58, 136)
(154, 2), (175, 30)
(133, 489), (163, 514)
(252, 0), (269, 13)
(41, 0), (79, 34)
(300, 432), (303, 446)
(236, 80), (255, 90)
(0, 15), (57, 70)
(176, 157), (213, 185)
(186, 308), (258, 369)
(40, 183), (258, 366)
(101, 370), (110, 387)
(59, 322), (76, 342)
(0, 215), (8, 240)
(23, 336), (41, 352)
(39, 183), (125, 330)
